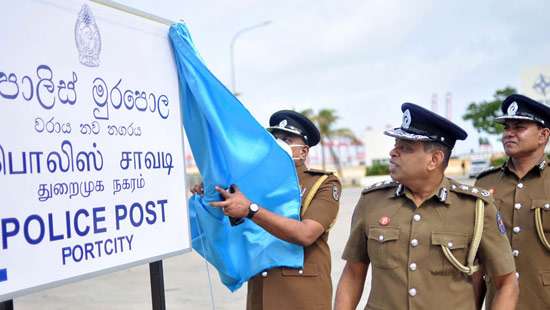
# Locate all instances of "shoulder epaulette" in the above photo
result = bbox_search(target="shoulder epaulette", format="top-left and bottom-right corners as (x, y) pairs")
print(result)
(361, 180), (398, 195)
(475, 166), (501, 179)
(449, 180), (493, 203)
(305, 168), (334, 175)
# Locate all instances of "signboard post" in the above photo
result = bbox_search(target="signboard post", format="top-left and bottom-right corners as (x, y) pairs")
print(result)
(150, 260), (166, 310)
(0, 300), (13, 310)
(0, 0), (190, 306)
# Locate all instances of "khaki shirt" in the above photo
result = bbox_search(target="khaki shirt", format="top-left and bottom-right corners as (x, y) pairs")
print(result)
(247, 161), (341, 310)
(342, 177), (515, 310)
(476, 159), (550, 309)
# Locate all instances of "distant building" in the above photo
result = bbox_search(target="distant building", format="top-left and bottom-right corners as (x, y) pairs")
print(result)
(363, 125), (394, 166)
(307, 138), (365, 168)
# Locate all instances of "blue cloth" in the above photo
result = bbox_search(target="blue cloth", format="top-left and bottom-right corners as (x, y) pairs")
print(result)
(169, 23), (303, 291)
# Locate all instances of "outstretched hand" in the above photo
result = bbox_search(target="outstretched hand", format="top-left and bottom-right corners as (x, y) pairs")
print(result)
(210, 184), (251, 218)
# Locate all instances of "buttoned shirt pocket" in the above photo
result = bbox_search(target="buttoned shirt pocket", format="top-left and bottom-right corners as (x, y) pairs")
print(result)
(281, 263), (319, 277)
(430, 232), (470, 274)
(367, 226), (400, 269)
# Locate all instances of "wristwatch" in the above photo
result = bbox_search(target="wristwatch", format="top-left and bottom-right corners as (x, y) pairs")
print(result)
(247, 203), (260, 219)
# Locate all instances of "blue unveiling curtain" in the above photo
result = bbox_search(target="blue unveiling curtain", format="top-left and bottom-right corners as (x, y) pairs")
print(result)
(169, 23), (303, 291)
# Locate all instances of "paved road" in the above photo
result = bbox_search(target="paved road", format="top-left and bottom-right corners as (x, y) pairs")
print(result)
(16, 177), (475, 309)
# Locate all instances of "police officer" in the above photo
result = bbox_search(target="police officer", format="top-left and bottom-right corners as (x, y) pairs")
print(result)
(334, 103), (518, 310)
(197, 110), (341, 310)
(475, 94), (550, 309)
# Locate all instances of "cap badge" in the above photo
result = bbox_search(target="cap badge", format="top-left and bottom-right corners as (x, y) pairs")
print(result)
(402, 109), (412, 129)
(507, 102), (518, 116)
(279, 119), (288, 128)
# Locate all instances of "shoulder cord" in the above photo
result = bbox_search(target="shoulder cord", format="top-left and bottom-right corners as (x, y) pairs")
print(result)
(441, 198), (484, 276)
(301, 175), (340, 231)
(535, 208), (550, 251)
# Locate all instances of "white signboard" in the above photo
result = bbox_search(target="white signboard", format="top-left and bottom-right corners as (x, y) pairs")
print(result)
(0, 0), (190, 300)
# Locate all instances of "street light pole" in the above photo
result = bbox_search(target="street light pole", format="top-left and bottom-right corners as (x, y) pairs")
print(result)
(230, 20), (272, 96)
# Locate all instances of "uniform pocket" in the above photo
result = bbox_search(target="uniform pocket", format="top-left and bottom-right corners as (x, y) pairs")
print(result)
(281, 263), (319, 277)
(367, 226), (400, 269)
(430, 232), (470, 274)
(541, 271), (550, 305)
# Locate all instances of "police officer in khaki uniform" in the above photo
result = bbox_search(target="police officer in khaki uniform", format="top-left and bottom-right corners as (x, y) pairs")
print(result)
(204, 110), (341, 310)
(334, 103), (518, 310)
(475, 94), (550, 309)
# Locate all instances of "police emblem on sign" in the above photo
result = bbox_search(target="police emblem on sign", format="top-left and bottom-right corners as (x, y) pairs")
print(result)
(75, 4), (101, 67)
(496, 211), (506, 235)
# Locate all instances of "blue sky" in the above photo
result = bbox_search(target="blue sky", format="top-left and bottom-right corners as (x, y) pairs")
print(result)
(121, 0), (550, 154)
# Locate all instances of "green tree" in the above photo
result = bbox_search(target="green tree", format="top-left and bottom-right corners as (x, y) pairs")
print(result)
(463, 86), (517, 137)
(300, 108), (361, 177)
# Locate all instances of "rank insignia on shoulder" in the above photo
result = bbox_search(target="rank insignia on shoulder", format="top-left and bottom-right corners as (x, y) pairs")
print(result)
(361, 180), (397, 195)
(450, 181), (493, 203)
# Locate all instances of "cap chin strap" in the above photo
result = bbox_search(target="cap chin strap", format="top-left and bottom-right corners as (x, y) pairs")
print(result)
(440, 198), (485, 276)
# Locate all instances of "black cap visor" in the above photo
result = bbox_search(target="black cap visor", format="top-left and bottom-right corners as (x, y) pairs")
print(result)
(267, 126), (303, 138)
(495, 115), (546, 126)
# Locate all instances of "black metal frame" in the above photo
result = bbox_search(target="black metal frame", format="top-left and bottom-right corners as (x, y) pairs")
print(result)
(149, 260), (166, 310)
(0, 300), (13, 310)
